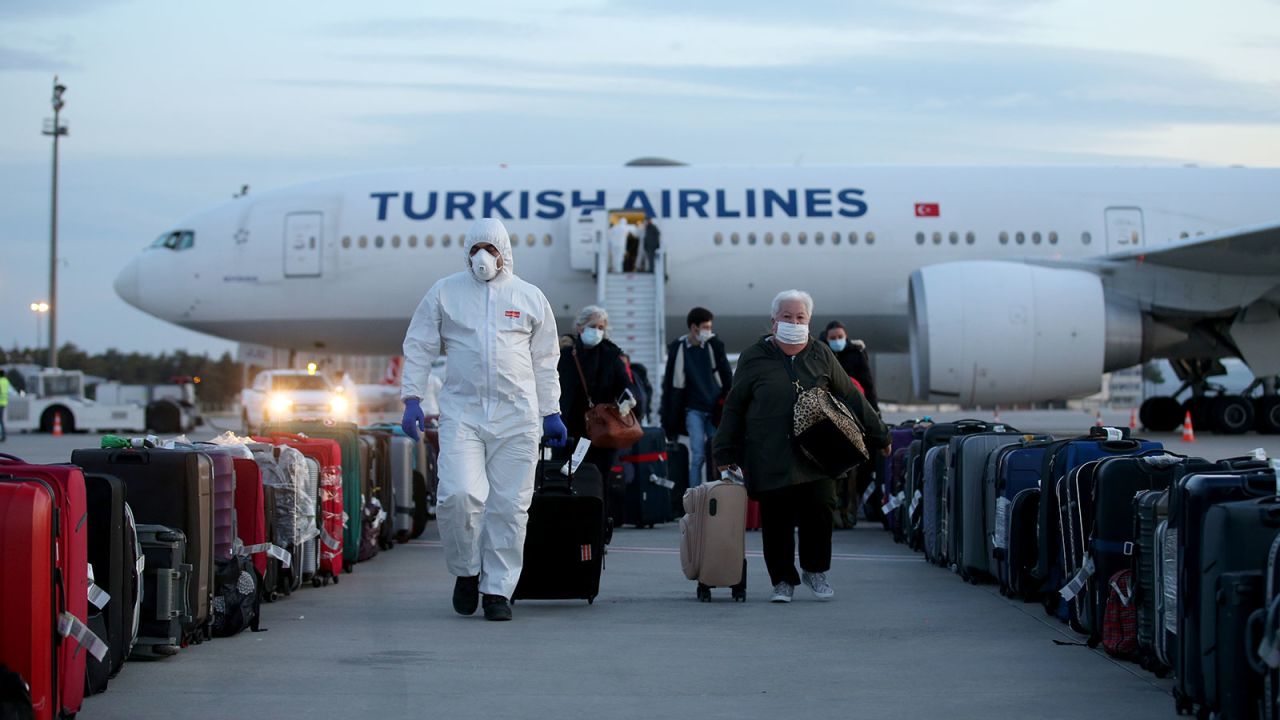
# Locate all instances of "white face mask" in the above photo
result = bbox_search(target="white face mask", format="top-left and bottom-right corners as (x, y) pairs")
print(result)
(697, 329), (714, 344)
(580, 327), (604, 348)
(470, 250), (500, 282)
(775, 321), (810, 345)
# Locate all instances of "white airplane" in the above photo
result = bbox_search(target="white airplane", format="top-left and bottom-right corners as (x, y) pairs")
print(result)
(114, 159), (1280, 434)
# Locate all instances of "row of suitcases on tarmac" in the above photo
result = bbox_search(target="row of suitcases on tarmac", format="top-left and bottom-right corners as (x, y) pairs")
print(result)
(0, 420), (438, 720)
(867, 417), (1280, 720)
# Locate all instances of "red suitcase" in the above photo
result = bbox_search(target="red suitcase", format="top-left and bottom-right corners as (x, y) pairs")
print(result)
(745, 499), (762, 531)
(258, 434), (345, 580)
(0, 480), (56, 720)
(232, 458), (269, 576)
(0, 455), (95, 719)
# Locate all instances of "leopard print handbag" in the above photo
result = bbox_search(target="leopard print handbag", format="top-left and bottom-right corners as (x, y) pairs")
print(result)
(792, 385), (870, 477)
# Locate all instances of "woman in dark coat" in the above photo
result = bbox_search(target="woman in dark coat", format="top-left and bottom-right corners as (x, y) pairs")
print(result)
(714, 291), (889, 603)
(818, 320), (881, 528)
(557, 305), (633, 481)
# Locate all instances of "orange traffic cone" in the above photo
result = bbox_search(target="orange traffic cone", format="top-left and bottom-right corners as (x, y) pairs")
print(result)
(52, 410), (63, 437)
(1181, 411), (1196, 443)
(993, 405), (1002, 423)
(1129, 408), (1139, 432)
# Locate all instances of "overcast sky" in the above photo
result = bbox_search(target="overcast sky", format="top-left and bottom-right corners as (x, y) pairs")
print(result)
(2, 0), (1278, 356)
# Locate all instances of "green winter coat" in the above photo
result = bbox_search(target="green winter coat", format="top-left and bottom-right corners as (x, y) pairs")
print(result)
(712, 335), (889, 497)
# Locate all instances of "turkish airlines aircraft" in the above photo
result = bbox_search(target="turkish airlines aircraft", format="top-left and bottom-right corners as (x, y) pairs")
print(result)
(113, 161), (1280, 434)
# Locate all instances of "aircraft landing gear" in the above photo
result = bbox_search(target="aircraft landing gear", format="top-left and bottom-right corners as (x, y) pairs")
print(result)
(1139, 361), (1273, 434)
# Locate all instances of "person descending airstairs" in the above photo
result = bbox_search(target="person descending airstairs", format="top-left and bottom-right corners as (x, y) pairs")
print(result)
(572, 207), (666, 412)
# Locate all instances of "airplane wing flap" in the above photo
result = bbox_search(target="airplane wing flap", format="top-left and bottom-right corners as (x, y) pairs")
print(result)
(1107, 220), (1280, 275)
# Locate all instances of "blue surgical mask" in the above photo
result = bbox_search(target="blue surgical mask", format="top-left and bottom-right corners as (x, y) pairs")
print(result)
(581, 327), (604, 348)
(828, 338), (847, 353)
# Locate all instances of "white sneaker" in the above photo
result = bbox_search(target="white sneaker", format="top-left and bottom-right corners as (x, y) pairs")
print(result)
(770, 582), (794, 603)
(801, 571), (835, 600)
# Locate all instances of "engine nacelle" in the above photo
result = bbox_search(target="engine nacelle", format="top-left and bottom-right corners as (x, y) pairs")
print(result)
(908, 261), (1144, 405)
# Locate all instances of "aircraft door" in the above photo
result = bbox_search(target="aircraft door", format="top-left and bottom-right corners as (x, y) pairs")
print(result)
(1104, 207), (1144, 252)
(284, 212), (323, 277)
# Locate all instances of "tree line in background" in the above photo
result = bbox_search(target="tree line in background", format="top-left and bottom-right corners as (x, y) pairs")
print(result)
(1, 344), (245, 407)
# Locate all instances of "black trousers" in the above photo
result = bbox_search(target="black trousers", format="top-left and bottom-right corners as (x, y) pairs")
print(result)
(757, 481), (834, 587)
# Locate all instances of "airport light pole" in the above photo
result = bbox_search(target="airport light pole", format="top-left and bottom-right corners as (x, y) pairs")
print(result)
(30, 302), (49, 352)
(42, 77), (67, 369)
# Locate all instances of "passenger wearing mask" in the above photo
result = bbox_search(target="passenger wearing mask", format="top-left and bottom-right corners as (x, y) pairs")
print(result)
(714, 290), (889, 603)
(400, 218), (567, 622)
(661, 307), (733, 487)
(819, 321), (879, 410)
(818, 321), (882, 528)
(557, 305), (633, 481)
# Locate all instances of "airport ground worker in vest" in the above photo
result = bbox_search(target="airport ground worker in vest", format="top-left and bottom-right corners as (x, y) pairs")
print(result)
(400, 218), (567, 622)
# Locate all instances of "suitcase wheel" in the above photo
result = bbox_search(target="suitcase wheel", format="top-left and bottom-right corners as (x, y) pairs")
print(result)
(587, 597), (594, 605)
(696, 584), (711, 602)
(732, 587), (746, 602)
(312, 577), (324, 588)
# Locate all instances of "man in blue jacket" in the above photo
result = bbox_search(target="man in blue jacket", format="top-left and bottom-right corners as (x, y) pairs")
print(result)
(660, 307), (733, 487)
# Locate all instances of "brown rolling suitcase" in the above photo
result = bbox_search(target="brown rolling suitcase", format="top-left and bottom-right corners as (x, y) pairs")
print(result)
(680, 476), (748, 601)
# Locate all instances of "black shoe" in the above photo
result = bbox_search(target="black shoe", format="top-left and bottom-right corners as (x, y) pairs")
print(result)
(482, 594), (512, 622)
(453, 575), (480, 616)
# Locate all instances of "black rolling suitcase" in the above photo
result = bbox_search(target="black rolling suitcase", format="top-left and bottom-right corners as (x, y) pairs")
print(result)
(132, 525), (193, 659)
(1170, 467), (1277, 716)
(84, 472), (135, 693)
(514, 447), (606, 603)
(621, 428), (674, 528)
(72, 448), (214, 645)
(1195, 496), (1280, 718)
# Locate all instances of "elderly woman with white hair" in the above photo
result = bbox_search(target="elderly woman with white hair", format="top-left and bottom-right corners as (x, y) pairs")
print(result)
(556, 304), (634, 479)
(713, 289), (890, 603)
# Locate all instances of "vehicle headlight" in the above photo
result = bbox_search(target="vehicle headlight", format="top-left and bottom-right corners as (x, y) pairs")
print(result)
(268, 393), (293, 414)
(330, 395), (349, 416)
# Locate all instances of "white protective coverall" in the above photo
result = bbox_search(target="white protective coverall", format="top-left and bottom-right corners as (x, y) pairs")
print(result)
(401, 219), (561, 598)
(608, 218), (631, 274)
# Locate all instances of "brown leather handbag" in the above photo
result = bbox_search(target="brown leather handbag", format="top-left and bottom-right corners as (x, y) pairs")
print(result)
(573, 349), (644, 449)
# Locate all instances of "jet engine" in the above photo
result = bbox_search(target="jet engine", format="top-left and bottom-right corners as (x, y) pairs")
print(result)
(908, 261), (1145, 405)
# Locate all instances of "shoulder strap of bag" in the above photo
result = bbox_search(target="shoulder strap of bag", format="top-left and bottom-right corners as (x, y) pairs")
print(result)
(780, 348), (804, 395)
(571, 349), (595, 408)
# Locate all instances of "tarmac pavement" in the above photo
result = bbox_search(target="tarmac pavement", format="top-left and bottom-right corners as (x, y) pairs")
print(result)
(3, 423), (1274, 719)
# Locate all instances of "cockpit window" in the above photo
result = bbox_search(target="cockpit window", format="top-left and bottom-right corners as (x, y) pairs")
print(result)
(150, 230), (195, 250)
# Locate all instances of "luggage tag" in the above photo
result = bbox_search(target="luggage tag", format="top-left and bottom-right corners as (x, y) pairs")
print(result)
(87, 563), (111, 610)
(860, 482), (877, 507)
(1252, 447), (1268, 461)
(560, 438), (592, 477)
(1272, 458), (1280, 496)
(720, 467), (744, 484)
(58, 612), (109, 662)
(1104, 427), (1123, 442)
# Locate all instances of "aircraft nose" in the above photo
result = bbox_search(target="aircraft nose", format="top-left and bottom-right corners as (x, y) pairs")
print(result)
(114, 257), (141, 308)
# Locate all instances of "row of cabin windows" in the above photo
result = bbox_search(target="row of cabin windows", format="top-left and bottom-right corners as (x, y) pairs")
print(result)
(911, 230), (1095, 246)
(712, 231), (877, 247)
(340, 233), (553, 250)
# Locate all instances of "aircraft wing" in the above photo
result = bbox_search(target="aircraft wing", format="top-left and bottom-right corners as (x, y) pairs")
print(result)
(1105, 220), (1280, 276)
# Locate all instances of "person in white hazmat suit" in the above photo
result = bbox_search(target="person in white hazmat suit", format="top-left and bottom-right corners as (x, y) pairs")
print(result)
(608, 217), (632, 274)
(400, 218), (568, 622)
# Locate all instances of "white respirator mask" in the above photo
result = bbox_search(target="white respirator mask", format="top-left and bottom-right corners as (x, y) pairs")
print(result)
(471, 251), (500, 282)
(775, 321), (810, 345)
